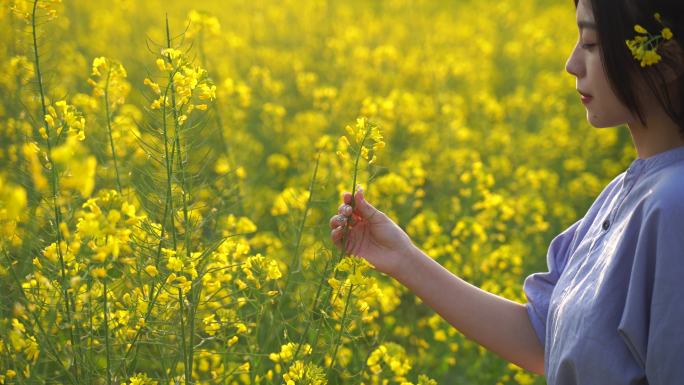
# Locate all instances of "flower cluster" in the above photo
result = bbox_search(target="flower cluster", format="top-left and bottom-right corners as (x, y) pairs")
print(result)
(123, 373), (158, 385)
(144, 48), (216, 126)
(74, 190), (146, 279)
(87, 57), (130, 110)
(269, 342), (312, 364)
(0, 175), (27, 248)
(240, 253), (283, 289)
(336, 117), (385, 165)
(10, 0), (61, 23)
(281, 361), (328, 385)
(626, 12), (675, 67)
(366, 343), (413, 383)
(327, 256), (392, 324)
(0, 56), (34, 92)
(41, 100), (86, 142)
(271, 187), (310, 216)
(186, 10), (222, 40)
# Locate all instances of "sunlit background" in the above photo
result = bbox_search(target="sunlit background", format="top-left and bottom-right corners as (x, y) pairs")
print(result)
(0, 0), (635, 384)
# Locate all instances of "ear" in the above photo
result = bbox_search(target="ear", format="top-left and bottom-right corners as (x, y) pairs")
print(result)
(658, 39), (684, 84)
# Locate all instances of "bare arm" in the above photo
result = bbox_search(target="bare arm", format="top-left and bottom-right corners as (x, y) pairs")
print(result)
(393, 245), (545, 376)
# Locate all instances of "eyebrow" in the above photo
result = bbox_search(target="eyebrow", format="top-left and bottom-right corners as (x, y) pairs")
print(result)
(578, 20), (597, 30)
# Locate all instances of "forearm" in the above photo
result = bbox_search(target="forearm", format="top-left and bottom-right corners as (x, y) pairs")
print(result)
(392, 246), (545, 376)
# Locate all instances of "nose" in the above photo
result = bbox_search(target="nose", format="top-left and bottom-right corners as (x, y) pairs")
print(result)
(565, 40), (584, 78)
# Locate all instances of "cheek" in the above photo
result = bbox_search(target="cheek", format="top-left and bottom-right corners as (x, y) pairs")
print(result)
(587, 89), (633, 128)
(585, 56), (634, 126)
(588, 55), (610, 92)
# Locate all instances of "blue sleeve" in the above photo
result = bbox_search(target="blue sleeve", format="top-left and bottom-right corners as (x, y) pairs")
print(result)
(618, 202), (684, 384)
(523, 219), (582, 347)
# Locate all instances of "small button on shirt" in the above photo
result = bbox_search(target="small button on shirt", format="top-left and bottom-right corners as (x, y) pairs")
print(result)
(602, 219), (610, 230)
(523, 145), (684, 385)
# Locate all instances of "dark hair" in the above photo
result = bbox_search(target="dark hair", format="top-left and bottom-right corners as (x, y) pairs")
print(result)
(574, 0), (684, 135)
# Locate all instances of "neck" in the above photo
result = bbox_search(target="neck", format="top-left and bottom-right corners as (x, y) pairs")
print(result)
(627, 106), (684, 159)
(627, 75), (684, 158)
(628, 125), (684, 160)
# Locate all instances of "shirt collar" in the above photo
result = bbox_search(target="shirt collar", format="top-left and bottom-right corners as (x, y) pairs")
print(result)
(627, 145), (684, 177)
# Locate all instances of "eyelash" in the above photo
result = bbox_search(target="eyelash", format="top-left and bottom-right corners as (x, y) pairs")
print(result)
(581, 43), (596, 50)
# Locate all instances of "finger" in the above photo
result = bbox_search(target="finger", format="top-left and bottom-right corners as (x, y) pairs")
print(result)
(353, 187), (380, 221)
(331, 226), (345, 246)
(338, 204), (353, 217)
(342, 192), (352, 205)
(329, 214), (347, 229)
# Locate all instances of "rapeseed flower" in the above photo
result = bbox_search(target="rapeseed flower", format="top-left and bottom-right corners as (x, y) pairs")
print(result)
(282, 361), (327, 385)
(626, 13), (675, 67)
(336, 117), (385, 165)
(88, 57), (130, 109)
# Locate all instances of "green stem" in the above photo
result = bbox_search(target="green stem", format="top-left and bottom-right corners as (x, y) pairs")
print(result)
(31, 1), (79, 381)
(327, 268), (355, 375)
(178, 287), (191, 384)
(292, 252), (332, 360)
(265, 154), (321, 350)
(317, 123), (371, 320)
(103, 65), (122, 192)
(123, 42), (185, 377)
(325, 122), (373, 376)
(103, 278), (112, 385)
(165, 16), (196, 382)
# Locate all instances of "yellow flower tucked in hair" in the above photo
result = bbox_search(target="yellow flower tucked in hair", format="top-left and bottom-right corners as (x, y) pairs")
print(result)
(626, 12), (675, 67)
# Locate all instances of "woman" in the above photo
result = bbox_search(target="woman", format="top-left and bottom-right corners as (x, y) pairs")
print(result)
(329, 0), (684, 383)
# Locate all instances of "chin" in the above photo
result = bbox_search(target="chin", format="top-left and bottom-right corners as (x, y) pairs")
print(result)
(586, 112), (625, 128)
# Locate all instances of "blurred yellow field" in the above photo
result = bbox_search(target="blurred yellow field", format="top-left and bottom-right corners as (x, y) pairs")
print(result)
(0, 0), (635, 384)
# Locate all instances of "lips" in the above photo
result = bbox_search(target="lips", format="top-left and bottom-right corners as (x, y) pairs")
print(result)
(577, 89), (593, 104)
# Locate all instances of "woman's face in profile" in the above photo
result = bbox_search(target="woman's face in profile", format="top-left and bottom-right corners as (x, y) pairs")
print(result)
(565, 0), (635, 129)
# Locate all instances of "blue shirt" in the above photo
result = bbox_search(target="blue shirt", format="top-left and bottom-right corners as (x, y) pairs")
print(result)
(523, 145), (684, 385)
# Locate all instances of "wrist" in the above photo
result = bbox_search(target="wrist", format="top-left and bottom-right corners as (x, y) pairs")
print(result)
(390, 243), (424, 280)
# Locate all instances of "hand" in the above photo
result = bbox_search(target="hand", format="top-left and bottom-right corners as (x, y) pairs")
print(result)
(329, 186), (416, 277)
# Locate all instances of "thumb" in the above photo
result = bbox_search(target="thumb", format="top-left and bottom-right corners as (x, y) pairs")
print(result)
(353, 186), (379, 220)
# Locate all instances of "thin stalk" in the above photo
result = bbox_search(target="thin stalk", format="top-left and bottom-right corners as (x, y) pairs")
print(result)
(327, 268), (355, 374)
(251, 302), (267, 385)
(267, 157), (323, 385)
(103, 278), (112, 385)
(292, 154), (320, 274)
(103, 65), (122, 192)
(178, 288), (191, 384)
(165, 16), (196, 382)
(118, 279), (168, 374)
(124, 33), (182, 378)
(325, 124), (372, 375)
(292, 251), (332, 360)
(130, 70), (179, 375)
(265, 154), (321, 349)
(30, 1), (79, 381)
(131, 66), (184, 369)
(87, 280), (94, 385)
